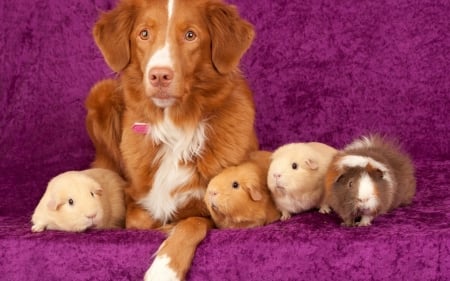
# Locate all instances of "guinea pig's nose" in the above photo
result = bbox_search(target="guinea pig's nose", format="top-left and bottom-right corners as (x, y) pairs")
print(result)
(86, 213), (97, 219)
(273, 173), (281, 179)
(209, 190), (218, 197)
(358, 198), (369, 204)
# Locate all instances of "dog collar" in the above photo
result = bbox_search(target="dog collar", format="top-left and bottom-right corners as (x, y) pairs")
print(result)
(132, 122), (150, 134)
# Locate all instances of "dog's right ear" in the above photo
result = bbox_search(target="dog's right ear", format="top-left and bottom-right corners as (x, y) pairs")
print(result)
(93, 3), (136, 72)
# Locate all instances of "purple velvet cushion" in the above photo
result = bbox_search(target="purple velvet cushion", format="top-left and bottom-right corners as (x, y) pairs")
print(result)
(1, 0), (449, 280)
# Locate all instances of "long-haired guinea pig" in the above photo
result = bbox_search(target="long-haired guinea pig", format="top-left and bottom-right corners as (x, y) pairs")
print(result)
(267, 142), (338, 220)
(205, 151), (281, 229)
(31, 168), (126, 232)
(324, 135), (416, 227)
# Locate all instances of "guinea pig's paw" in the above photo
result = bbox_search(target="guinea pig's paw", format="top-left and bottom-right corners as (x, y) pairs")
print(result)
(280, 211), (291, 221)
(318, 205), (332, 214)
(340, 220), (356, 227)
(31, 223), (46, 232)
(356, 215), (373, 227)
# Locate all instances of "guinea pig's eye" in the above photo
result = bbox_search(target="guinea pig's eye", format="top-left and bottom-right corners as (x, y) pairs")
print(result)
(90, 192), (94, 197)
(291, 162), (298, 170)
(348, 181), (353, 188)
(139, 29), (150, 40)
(185, 30), (197, 41)
(68, 198), (74, 206)
(232, 181), (239, 189)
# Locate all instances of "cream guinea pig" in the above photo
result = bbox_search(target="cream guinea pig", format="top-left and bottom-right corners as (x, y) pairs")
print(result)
(324, 135), (416, 227)
(31, 168), (126, 232)
(205, 151), (281, 229)
(267, 142), (338, 220)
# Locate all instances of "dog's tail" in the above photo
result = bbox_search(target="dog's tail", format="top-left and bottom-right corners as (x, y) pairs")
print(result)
(85, 79), (124, 176)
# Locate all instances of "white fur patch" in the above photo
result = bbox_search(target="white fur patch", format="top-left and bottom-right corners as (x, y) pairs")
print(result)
(152, 97), (176, 108)
(139, 111), (207, 223)
(139, 146), (195, 223)
(358, 215), (374, 227)
(151, 111), (206, 162)
(168, 0), (174, 19)
(357, 173), (379, 211)
(344, 136), (374, 150)
(144, 254), (180, 281)
(338, 155), (394, 186)
(338, 155), (388, 172)
(144, 0), (175, 91)
(146, 43), (173, 71)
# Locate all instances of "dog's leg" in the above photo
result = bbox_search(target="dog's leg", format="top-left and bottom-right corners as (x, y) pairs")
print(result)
(125, 201), (163, 229)
(144, 217), (214, 281)
(85, 79), (124, 175)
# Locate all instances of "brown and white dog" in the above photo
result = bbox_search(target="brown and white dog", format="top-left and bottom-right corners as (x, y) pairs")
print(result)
(85, 0), (258, 280)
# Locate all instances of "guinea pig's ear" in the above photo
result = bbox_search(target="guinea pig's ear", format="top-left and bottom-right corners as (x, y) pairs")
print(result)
(325, 164), (342, 189)
(92, 183), (103, 196)
(245, 184), (263, 201)
(46, 196), (64, 211)
(304, 159), (319, 170)
(335, 174), (345, 183)
(373, 168), (384, 180)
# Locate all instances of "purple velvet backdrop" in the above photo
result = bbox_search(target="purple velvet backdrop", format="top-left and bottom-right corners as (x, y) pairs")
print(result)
(1, 0), (449, 280)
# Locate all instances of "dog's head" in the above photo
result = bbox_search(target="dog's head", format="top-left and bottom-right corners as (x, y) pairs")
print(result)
(93, 0), (255, 108)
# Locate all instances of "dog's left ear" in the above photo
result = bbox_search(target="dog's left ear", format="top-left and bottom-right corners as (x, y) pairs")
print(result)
(206, 3), (255, 74)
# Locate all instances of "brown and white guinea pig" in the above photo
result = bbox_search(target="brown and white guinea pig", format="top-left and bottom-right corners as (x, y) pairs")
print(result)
(324, 135), (416, 227)
(31, 168), (126, 232)
(205, 151), (281, 229)
(267, 142), (338, 220)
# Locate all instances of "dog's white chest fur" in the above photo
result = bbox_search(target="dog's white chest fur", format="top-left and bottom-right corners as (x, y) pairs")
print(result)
(139, 111), (207, 223)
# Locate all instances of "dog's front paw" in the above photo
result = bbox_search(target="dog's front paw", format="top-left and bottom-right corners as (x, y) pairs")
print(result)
(144, 254), (181, 281)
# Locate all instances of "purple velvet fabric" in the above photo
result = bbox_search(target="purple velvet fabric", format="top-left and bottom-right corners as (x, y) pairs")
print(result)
(1, 0), (449, 280)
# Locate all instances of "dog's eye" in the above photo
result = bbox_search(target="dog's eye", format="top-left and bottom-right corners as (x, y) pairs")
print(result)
(232, 181), (239, 189)
(68, 198), (74, 206)
(139, 29), (150, 40)
(185, 30), (197, 41)
(291, 162), (298, 170)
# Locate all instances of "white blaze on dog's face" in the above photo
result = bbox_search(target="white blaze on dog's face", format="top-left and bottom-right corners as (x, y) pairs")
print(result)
(133, 0), (211, 109)
(141, 0), (175, 108)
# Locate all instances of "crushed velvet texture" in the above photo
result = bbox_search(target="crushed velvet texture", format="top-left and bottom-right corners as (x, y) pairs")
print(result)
(1, 0), (449, 280)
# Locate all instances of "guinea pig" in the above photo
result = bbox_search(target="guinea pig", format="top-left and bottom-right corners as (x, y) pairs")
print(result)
(267, 142), (338, 220)
(324, 135), (416, 227)
(31, 168), (126, 232)
(205, 151), (281, 229)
